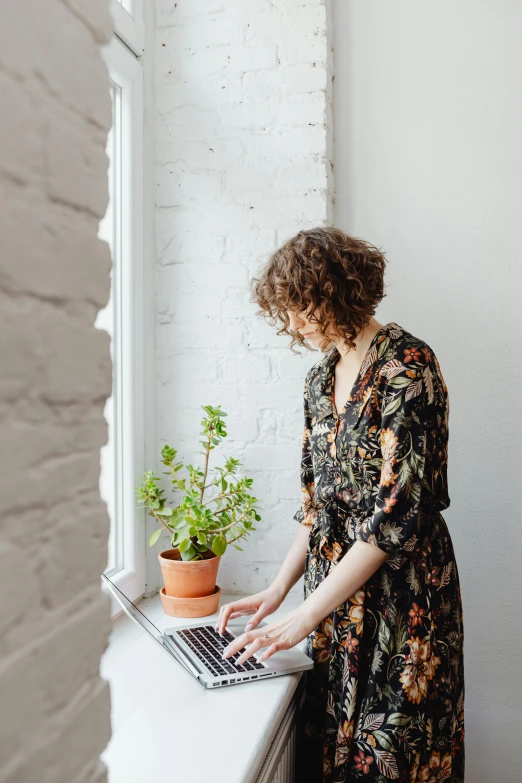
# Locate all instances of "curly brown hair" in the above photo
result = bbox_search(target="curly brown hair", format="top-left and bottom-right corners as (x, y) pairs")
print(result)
(250, 226), (387, 354)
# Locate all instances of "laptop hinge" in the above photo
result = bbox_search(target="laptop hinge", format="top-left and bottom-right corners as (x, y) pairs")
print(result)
(163, 634), (203, 680)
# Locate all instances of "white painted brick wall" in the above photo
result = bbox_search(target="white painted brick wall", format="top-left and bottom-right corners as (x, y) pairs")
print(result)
(0, 1), (113, 781)
(153, 0), (334, 597)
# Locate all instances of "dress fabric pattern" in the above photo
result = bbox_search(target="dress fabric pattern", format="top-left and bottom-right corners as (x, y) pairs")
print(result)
(293, 322), (464, 783)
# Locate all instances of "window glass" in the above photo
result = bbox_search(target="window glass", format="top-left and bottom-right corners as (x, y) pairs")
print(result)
(97, 80), (124, 577)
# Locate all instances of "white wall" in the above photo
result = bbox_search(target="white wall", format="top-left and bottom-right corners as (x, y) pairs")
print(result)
(151, 0), (334, 596)
(0, 1), (113, 781)
(332, 2), (522, 780)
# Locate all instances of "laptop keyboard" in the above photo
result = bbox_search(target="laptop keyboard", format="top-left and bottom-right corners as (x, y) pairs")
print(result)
(176, 625), (266, 678)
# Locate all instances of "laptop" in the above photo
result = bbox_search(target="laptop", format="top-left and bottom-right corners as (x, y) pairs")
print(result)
(102, 574), (314, 689)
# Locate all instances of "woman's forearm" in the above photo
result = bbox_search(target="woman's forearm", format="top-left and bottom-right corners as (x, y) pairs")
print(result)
(271, 523), (311, 598)
(302, 540), (389, 627)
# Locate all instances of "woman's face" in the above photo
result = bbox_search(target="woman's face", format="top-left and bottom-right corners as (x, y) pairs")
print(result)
(287, 308), (334, 345)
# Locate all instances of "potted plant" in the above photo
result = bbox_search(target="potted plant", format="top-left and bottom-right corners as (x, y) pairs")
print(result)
(136, 405), (260, 617)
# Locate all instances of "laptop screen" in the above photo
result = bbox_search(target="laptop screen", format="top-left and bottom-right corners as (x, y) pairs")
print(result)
(102, 574), (203, 681)
(102, 573), (166, 646)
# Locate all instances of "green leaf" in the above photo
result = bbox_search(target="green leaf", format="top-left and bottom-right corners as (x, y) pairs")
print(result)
(211, 534), (227, 557)
(378, 621), (392, 655)
(233, 544), (243, 551)
(148, 528), (163, 547)
(180, 544), (197, 561)
(388, 376), (413, 389)
(197, 532), (207, 545)
(373, 730), (396, 752)
(387, 713), (411, 726)
(179, 538), (191, 553)
(377, 336), (390, 359)
(382, 395), (403, 417)
(156, 507), (173, 516)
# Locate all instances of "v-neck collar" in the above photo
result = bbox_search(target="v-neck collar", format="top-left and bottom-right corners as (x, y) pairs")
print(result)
(314, 322), (397, 423)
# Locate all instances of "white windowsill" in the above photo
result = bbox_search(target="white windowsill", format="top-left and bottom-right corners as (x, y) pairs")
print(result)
(101, 590), (305, 783)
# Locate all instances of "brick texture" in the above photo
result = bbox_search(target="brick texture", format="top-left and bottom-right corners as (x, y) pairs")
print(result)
(153, 0), (334, 597)
(0, 0), (113, 781)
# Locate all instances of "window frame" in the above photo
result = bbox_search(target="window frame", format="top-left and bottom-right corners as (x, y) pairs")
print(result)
(100, 30), (146, 606)
(110, 0), (144, 57)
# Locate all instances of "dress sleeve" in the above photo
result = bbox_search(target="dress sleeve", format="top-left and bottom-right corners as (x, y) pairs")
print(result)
(354, 358), (429, 557)
(293, 374), (318, 527)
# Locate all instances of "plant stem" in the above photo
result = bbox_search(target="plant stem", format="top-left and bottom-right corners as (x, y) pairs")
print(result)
(211, 507), (250, 534)
(227, 534), (243, 545)
(202, 489), (235, 507)
(203, 469), (231, 493)
(149, 508), (173, 535)
(200, 425), (213, 504)
(214, 506), (234, 516)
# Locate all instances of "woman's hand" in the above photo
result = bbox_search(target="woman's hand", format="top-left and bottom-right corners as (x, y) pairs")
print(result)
(221, 606), (316, 665)
(215, 585), (286, 636)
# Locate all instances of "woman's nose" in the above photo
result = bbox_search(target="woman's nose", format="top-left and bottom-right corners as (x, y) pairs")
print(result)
(288, 313), (303, 331)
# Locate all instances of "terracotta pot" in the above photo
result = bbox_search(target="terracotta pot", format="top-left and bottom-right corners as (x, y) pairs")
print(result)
(160, 585), (221, 618)
(158, 548), (221, 599)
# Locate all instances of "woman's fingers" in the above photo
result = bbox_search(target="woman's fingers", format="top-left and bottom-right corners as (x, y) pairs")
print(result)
(236, 636), (286, 665)
(222, 608), (255, 621)
(222, 624), (285, 663)
(216, 599), (255, 634)
(222, 608), (306, 664)
(216, 601), (238, 629)
(216, 604), (234, 634)
(244, 606), (270, 632)
(257, 643), (282, 663)
(222, 628), (262, 659)
(234, 635), (271, 665)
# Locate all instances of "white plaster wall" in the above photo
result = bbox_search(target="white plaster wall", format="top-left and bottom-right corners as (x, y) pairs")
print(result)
(151, 0), (334, 596)
(332, 2), (522, 780)
(0, 1), (113, 781)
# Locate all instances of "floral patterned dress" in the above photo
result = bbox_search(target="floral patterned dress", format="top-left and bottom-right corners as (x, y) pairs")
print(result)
(293, 322), (464, 783)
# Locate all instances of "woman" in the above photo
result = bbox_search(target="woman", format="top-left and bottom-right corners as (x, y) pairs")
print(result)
(216, 227), (464, 782)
